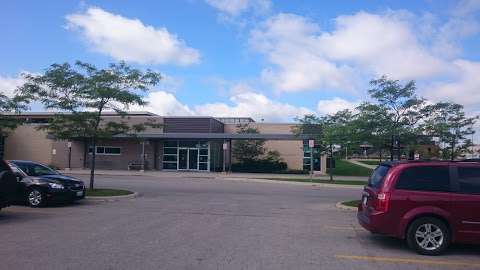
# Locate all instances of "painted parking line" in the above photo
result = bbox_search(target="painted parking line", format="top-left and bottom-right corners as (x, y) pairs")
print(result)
(335, 255), (480, 268)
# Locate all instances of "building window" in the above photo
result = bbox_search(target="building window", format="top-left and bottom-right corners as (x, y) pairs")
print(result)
(163, 141), (179, 170)
(163, 140), (209, 171)
(89, 146), (121, 155)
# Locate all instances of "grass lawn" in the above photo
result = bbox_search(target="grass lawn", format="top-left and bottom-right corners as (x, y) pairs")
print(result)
(341, 200), (361, 207)
(329, 159), (373, 176)
(260, 178), (367, 186)
(86, 188), (133, 197)
(357, 160), (381, 166)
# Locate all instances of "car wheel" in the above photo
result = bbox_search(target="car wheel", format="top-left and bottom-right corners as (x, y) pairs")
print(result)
(27, 188), (46, 207)
(407, 217), (450, 256)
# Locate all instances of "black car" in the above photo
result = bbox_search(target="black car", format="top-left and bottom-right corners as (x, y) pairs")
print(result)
(0, 160), (17, 211)
(7, 160), (86, 207)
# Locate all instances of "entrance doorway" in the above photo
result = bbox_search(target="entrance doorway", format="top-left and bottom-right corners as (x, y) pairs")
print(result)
(178, 148), (199, 170)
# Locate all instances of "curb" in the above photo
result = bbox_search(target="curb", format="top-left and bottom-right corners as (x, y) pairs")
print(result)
(222, 177), (364, 189)
(336, 201), (358, 211)
(86, 192), (139, 201)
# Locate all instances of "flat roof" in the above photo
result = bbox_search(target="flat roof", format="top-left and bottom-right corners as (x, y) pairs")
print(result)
(5, 111), (158, 117)
(114, 132), (305, 140)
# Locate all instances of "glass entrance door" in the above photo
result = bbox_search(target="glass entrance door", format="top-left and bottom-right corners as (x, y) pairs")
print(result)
(188, 149), (198, 170)
(178, 148), (199, 170)
(178, 148), (188, 170)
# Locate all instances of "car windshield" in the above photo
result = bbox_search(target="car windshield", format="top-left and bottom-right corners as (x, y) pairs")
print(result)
(368, 165), (390, 188)
(13, 162), (58, 177)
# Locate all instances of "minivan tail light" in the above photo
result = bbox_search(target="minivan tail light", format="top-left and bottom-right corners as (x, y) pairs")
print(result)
(375, 192), (390, 212)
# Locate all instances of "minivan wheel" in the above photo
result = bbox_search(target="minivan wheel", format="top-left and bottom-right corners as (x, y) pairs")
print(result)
(27, 188), (46, 207)
(407, 217), (450, 256)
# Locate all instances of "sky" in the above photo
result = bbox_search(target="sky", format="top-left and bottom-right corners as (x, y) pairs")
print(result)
(1, 0), (480, 125)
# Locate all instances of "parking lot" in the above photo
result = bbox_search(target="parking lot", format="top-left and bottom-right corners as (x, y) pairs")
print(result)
(1, 174), (480, 270)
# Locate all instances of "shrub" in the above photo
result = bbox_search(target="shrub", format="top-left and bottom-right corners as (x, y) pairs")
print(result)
(231, 159), (287, 173)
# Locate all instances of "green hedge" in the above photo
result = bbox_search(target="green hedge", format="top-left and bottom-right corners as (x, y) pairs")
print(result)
(231, 160), (288, 173)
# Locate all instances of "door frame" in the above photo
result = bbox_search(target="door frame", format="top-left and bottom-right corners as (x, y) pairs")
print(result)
(177, 147), (200, 171)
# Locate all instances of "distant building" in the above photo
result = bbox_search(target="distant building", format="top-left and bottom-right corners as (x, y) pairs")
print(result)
(3, 112), (326, 173)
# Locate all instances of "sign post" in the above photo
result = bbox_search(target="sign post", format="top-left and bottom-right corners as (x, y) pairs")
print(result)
(309, 139), (314, 183)
(222, 141), (228, 173)
(67, 141), (72, 170)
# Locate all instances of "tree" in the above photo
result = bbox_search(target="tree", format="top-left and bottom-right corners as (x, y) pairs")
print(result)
(367, 75), (425, 160)
(20, 61), (162, 190)
(294, 112), (355, 181)
(421, 102), (478, 160)
(0, 93), (29, 158)
(232, 124), (265, 162)
(352, 103), (392, 161)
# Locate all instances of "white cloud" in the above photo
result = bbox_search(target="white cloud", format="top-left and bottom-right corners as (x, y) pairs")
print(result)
(135, 88), (312, 122)
(249, 11), (462, 93)
(318, 11), (450, 79)
(205, 0), (271, 17)
(195, 91), (313, 121)
(425, 60), (480, 107)
(317, 97), (359, 115)
(133, 91), (194, 116)
(0, 74), (25, 97)
(452, 0), (480, 16)
(66, 7), (200, 66)
(250, 13), (357, 93)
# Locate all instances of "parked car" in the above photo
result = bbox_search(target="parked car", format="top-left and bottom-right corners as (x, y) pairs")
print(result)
(0, 159), (17, 211)
(7, 160), (86, 207)
(358, 160), (480, 255)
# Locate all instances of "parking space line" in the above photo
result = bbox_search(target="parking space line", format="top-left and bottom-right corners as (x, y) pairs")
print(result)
(335, 255), (480, 268)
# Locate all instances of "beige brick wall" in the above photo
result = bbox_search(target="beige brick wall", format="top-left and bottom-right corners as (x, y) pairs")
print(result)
(51, 140), (85, 169)
(84, 139), (156, 170)
(4, 125), (53, 165)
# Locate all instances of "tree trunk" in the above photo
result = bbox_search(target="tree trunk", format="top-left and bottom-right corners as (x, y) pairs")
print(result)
(329, 143), (333, 182)
(83, 138), (88, 169)
(396, 136), (401, 161)
(89, 136), (97, 190)
(390, 135), (394, 161)
(450, 138), (456, 161)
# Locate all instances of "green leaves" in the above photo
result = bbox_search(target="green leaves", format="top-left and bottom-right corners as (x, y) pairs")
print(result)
(233, 124), (266, 162)
(20, 61), (162, 114)
(0, 92), (29, 138)
(19, 61), (163, 141)
(295, 75), (478, 160)
(420, 102), (478, 159)
(17, 61), (163, 189)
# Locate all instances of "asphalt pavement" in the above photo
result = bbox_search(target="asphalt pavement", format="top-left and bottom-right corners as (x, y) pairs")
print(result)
(1, 174), (479, 270)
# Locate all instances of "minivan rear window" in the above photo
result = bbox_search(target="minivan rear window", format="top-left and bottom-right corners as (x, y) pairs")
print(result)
(368, 165), (390, 188)
(396, 166), (451, 192)
(458, 167), (480, 194)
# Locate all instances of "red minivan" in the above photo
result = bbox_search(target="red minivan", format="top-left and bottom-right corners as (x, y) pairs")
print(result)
(358, 161), (480, 255)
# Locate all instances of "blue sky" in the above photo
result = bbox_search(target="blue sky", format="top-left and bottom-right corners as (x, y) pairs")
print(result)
(1, 0), (480, 123)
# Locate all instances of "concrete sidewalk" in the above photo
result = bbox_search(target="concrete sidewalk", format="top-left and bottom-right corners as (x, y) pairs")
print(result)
(346, 159), (377, 169)
(60, 169), (369, 182)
